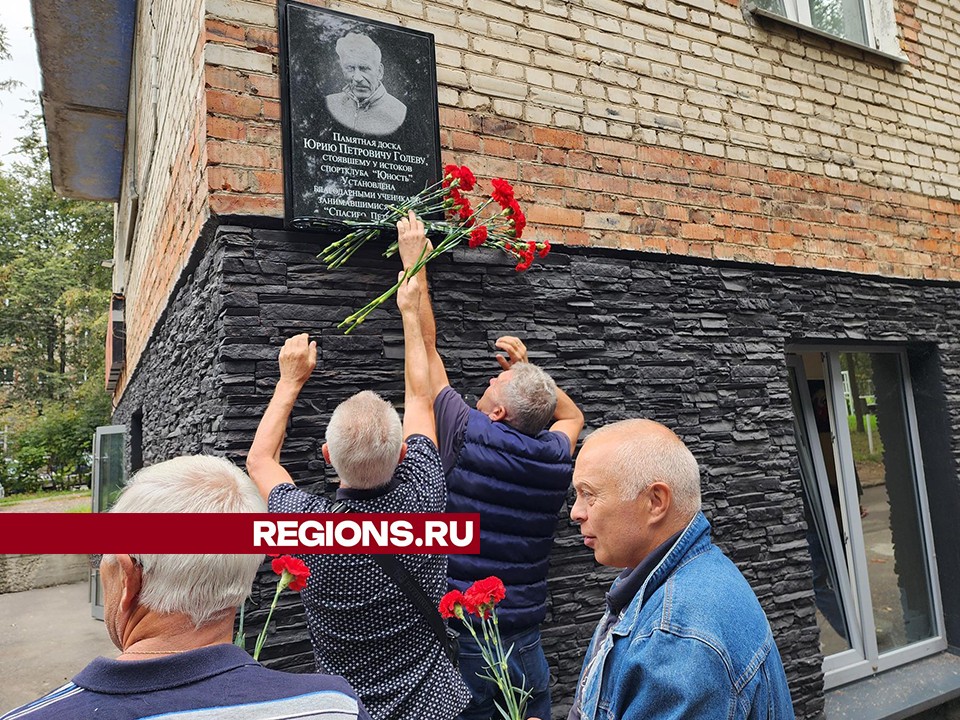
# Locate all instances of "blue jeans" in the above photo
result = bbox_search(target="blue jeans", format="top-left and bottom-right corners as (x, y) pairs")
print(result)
(456, 626), (551, 720)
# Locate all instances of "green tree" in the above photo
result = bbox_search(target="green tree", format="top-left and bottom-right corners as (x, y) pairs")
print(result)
(0, 113), (114, 491)
(0, 25), (20, 94)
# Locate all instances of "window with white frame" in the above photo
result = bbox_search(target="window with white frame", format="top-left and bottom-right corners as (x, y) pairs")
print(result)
(787, 348), (945, 688)
(752, 0), (905, 60)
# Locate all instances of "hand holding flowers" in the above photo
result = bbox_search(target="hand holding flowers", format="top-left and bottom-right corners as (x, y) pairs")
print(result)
(319, 165), (550, 333)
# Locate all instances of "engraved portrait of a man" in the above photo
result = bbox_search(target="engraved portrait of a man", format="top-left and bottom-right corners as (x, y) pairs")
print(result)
(324, 32), (407, 136)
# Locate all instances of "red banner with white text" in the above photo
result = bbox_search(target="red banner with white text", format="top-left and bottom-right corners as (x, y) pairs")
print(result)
(0, 513), (481, 554)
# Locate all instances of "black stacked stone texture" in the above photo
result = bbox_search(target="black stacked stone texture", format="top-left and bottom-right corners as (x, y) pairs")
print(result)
(114, 221), (960, 720)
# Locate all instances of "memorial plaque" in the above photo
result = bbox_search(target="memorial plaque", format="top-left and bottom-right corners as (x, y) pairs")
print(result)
(279, 0), (442, 229)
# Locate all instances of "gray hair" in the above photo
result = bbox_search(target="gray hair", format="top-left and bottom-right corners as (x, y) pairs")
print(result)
(335, 33), (382, 63)
(109, 455), (266, 628)
(326, 391), (403, 489)
(501, 363), (558, 436)
(589, 420), (702, 518)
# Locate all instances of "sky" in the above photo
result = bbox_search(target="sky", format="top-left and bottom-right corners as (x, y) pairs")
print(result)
(0, 1), (41, 163)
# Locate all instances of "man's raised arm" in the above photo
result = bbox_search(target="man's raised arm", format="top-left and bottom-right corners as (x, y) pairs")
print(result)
(397, 267), (437, 444)
(396, 210), (449, 399)
(551, 387), (585, 456)
(246, 333), (317, 501)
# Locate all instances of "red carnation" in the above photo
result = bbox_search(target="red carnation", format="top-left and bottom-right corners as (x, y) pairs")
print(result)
(439, 589), (467, 619)
(539, 240), (551, 258)
(442, 164), (459, 188)
(469, 225), (488, 248)
(464, 576), (506, 617)
(443, 164), (476, 193)
(491, 178), (515, 207)
(445, 187), (464, 210)
(458, 198), (475, 225)
(271, 555), (310, 592)
(509, 203), (527, 239)
(458, 165), (477, 192)
(515, 249), (534, 272)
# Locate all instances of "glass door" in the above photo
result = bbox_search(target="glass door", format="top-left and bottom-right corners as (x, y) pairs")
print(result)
(90, 425), (126, 619)
(787, 349), (944, 687)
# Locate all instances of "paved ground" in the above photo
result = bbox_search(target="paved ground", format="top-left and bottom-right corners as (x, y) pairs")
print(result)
(0, 580), (118, 712)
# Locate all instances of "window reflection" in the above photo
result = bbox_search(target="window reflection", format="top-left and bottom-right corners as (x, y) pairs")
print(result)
(842, 352), (934, 652)
(809, 0), (868, 45)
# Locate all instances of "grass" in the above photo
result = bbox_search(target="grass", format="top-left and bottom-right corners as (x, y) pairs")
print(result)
(0, 488), (91, 506)
(847, 414), (885, 463)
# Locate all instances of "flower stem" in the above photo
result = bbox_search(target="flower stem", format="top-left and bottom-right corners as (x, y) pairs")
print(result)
(253, 578), (285, 661)
(234, 602), (246, 649)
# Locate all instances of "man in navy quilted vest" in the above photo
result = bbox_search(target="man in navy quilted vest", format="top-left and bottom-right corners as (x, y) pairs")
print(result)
(396, 212), (585, 720)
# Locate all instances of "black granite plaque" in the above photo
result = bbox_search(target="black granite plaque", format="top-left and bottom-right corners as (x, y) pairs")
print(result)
(279, 0), (442, 229)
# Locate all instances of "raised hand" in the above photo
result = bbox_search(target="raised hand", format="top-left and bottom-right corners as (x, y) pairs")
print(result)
(396, 210), (429, 270)
(494, 335), (528, 370)
(278, 333), (317, 386)
(397, 270), (422, 316)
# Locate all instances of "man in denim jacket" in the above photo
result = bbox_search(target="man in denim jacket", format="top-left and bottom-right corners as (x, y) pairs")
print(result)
(566, 419), (795, 720)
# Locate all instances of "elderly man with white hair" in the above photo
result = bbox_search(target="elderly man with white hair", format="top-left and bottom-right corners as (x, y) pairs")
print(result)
(246, 269), (470, 720)
(0, 455), (369, 720)
(325, 32), (407, 136)
(562, 419), (795, 720)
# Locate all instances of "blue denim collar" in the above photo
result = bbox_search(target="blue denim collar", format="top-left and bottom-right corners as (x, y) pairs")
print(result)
(606, 529), (682, 616)
(613, 512), (712, 634)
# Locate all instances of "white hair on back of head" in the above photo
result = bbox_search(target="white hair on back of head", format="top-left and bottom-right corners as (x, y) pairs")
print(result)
(589, 419), (702, 519)
(109, 455), (266, 628)
(326, 390), (403, 489)
(500, 363), (558, 436)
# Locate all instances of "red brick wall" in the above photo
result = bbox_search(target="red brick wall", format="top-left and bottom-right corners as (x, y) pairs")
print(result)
(440, 110), (959, 278)
(199, 0), (960, 281)
(117, 0), (960, 394)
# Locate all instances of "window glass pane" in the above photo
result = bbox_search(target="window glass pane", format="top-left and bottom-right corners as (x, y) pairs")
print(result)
(841, 352), (935, 653)
(808, 0), (868, 44)
(789, 368), (855, 656)
(95, 430), (125, 513)
(753, 0), (789, 14)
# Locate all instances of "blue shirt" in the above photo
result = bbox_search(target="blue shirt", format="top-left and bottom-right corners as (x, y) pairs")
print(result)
(1, 643), (369, 719)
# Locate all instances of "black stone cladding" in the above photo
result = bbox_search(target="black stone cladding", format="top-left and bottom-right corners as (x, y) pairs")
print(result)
(114, 222), (960, 720)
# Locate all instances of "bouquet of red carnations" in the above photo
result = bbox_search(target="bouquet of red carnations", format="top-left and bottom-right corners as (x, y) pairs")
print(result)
(319, 165), (551, 333)
(439, 576), (532, 720)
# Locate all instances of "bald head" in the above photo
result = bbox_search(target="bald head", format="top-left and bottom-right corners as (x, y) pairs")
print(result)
(582, 419), (701, 520)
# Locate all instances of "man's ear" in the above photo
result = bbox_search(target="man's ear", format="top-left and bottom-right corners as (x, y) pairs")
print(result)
(115, 554), (142, 614)
(646, 482), (673, 523)
(322, 443), (331, 465)
(398, 442), (408, 465)
(487, 406), (508, 423)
